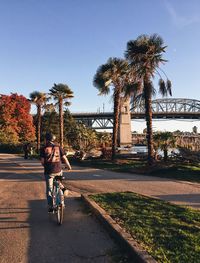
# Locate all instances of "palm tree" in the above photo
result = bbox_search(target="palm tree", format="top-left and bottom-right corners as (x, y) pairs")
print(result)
(153, 132), (176, 161)
(49, 83), (74, 148)
(125, 34), (172, 165)
(93, 57), (130, 159)
(29, 91), (48, 152)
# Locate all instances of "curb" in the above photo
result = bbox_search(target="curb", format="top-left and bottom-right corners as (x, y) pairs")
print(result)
(81, 194), (157, 263)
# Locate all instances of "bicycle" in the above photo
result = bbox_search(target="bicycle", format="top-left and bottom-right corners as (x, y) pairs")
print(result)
(52, 173), (66, 225)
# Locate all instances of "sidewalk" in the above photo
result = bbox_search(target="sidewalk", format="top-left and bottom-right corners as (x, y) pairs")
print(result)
(0, 154), (123, 263)
(9, 153), (200, 211)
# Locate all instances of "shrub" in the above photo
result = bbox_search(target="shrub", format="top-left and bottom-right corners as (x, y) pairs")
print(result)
(0, 143), (23, 154)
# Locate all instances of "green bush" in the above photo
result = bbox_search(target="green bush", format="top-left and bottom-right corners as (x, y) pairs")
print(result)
(0, 144), (23, 154)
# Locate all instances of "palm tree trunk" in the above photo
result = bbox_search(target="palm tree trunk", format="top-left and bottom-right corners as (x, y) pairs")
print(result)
(164, 148), (168, 162)
(112, 89), (121, 160)
(144, 81), (154, 165)
(37, 105), (41, 153)
(59, 98), (64, 147)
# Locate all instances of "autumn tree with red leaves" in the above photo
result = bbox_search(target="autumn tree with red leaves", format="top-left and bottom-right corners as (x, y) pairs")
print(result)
(0, 93), (35, 144)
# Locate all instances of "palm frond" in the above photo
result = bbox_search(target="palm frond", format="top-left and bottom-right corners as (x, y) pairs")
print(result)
(29, 91), (48, 105)
(124, 82), (142, 98)
(158, 79), (168, 97)
(125, 33), (167, 79)
(64, 101), (71, 107)
(149, 34), (164, 49)
(130, 93), (145, 110)
(166, 79), (172, 96)
(93, 74), (109, 95)
(93, 57), (129, 96)
(158, 79), (172, 97)
(98, 86), (110, 95)
(49, 83), (74, 100)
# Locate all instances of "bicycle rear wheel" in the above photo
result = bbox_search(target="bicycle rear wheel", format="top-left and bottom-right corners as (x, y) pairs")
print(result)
(57, 204), (64, 225)
(56, 189), (64, 225)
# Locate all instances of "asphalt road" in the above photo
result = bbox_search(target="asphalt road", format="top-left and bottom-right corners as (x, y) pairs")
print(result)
(67, 164), (200, 210)
(1, 153), (200, 263)
(0, 154), (118, 263)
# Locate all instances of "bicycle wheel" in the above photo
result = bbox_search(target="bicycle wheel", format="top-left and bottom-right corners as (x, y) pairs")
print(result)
(51, 184), (58, 213)
(56, 189), (64, 225)
(57, 204), (64, 225)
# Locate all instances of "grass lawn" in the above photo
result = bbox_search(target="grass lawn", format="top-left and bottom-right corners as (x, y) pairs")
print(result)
(91, 192), (200, 263)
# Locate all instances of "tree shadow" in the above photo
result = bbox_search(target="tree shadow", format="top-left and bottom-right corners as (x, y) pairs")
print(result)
(26, 198), (116, 262)
(0, 207), (31, 230)
(155, 193), (200, 209)
(0, 157), (43, 181)
(67, 168), (173, 182)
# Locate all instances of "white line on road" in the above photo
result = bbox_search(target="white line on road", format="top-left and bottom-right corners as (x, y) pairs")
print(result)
(93, 174), (102, 177)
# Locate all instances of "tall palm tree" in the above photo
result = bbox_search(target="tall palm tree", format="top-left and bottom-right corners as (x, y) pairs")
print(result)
(125, 34), (172, 165)
(29, 91), (48, 152)
(49, 83), (74, 148)
(93, 57), (130, 159)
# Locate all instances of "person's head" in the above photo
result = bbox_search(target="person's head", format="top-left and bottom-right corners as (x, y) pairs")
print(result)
(45, 132), (56, 143)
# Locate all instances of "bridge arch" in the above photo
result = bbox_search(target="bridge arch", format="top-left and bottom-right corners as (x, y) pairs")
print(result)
(131, 98), (200, 119)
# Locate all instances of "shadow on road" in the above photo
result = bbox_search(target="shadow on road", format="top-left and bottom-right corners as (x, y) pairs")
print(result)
(0, 207), (30, 230)
(0, 160), (43, 181)
(1, 154), (180, 183)
(155, 194), (200, 209)
(27, 198), (115, 263)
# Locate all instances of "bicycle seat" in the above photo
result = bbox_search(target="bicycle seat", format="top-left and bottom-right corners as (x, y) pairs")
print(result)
(55, 175), (65, 181)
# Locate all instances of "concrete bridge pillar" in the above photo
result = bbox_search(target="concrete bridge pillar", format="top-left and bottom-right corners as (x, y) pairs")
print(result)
(118, 97), (132, 147)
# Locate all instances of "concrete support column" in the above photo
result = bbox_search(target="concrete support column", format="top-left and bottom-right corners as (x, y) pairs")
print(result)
(118, 97), (132, 147)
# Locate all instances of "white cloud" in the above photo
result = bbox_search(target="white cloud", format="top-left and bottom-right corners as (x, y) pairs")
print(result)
(165, 1), (200, 28)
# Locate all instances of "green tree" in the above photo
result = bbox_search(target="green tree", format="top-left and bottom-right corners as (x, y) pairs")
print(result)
(97, 132), (112, 148)
(41, 109), (59, 142)
(63, 110), (78, 148)
(49, 83), (74, 148)
(29, 91), (48, 152)
(125, 34), (172, 165)
(64, 111), (98, 153)
(153, 132), (176, 161)
(93, 58), (130, 159)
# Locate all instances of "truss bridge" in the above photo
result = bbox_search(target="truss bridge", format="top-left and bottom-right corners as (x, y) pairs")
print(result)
(131, 98), (200, 119)
(72, 112), (114, 129)
(72, 98), (200, 130)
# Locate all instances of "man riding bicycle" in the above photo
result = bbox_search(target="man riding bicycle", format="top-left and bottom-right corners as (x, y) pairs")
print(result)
(40, 132), (72, 212)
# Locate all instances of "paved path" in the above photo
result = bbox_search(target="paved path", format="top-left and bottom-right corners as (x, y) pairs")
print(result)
(6, 153), (200, 209)
(0, 154), (118, 263)
(67, 165), (200, 210)
(1, 153), (200, 263)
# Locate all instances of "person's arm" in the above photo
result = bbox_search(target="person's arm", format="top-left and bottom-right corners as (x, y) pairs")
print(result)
(62, 155), (72, 170)
(40, 157), (45, 166)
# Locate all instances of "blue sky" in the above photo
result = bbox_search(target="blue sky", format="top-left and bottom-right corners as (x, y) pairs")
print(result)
(0, 0), (200, 132)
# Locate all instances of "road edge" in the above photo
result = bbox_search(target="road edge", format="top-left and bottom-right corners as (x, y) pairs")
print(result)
(81, 194), (157, 263)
